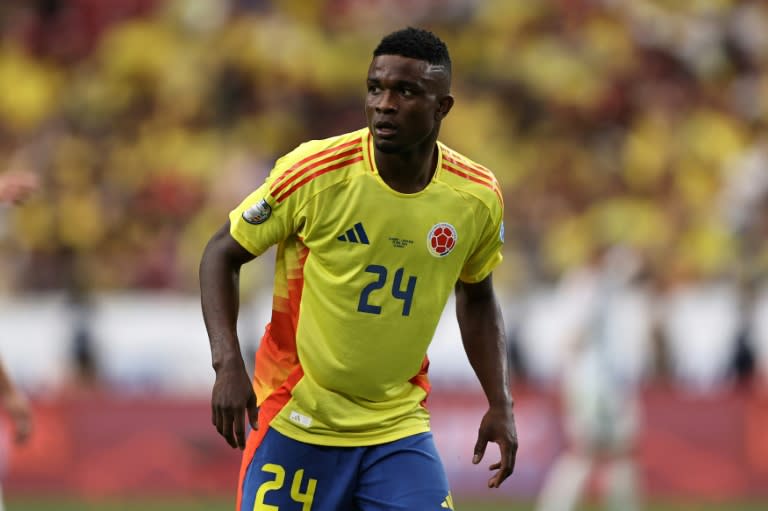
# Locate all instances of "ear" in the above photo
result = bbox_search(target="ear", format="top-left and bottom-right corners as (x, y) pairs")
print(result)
(435, 95), (454, 121)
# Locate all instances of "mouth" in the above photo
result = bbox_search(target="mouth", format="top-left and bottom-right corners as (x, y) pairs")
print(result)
(374, 121), (398, 138)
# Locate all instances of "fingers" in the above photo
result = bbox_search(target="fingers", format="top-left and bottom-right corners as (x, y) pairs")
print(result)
(210, 372), (257, 449)
(213, 398), (257, 450)
(5, 398), (32, 444)
(214, 407), (223, 437)
(247, 393), (259, 431)
(213, 406), (237, 449)
(488, 467), (511, 488)
(487, 441), (516, 488)
(220, 409), (238, 448)
(233, 408), (246, 450)
(14, 415), (31, 444)
(473, 435), (488, 464)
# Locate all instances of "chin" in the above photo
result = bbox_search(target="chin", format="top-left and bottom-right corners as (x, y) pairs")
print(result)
(374, 138), (401, 154)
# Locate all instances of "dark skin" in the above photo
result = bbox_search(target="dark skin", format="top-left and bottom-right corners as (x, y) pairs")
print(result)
(200, 223), (257, 450)
(200, 53), (518, 489)
(455, 277), (518, 488)
(367, 53), (518, 487)
(365, 54), (453, 193)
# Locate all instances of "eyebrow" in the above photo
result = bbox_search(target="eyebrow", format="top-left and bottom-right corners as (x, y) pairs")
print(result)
(367, 78), (424, 90)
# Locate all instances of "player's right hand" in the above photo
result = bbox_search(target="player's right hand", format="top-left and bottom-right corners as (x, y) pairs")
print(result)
(211, 362), (259, 450)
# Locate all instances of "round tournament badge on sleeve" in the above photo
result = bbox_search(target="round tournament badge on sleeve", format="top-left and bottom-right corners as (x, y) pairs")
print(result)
(427, 223), (457, 257)
(242, 198), (272, 225)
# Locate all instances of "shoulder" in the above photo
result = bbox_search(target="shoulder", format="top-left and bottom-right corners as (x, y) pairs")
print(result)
(278, 129), (367, 169)
(437, 142), (503, 215)
(267, 128), (368, 204)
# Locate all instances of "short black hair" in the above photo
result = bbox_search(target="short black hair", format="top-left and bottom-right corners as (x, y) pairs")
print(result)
(373, 27), (452, 75)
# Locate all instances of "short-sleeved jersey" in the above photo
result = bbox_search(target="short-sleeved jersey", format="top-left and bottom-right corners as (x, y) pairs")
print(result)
(229, 127), (504, 447)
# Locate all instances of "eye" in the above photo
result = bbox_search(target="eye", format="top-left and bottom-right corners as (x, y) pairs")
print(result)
(400, 88), (414, 97)
(367, 84), (382, 94)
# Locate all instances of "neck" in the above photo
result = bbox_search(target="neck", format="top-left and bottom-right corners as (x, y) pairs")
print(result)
(375, 135), (439, 194)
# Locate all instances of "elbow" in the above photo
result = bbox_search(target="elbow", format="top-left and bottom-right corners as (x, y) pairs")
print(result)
(199, 224), (245, 282)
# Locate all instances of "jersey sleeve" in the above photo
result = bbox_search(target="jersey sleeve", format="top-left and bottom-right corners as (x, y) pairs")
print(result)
(459, 199), (505, 283)
(228, 151), (307, 256)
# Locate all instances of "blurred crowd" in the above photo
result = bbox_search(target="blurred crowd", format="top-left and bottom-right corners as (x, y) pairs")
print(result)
(1, 0), (768, 390)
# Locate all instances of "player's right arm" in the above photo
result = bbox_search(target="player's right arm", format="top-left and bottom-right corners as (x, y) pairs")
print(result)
(201, 133), (356, 448)
(199, 221), (258, 450)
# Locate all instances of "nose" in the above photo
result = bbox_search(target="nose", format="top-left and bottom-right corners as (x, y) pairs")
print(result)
(375, 90), (398, 114)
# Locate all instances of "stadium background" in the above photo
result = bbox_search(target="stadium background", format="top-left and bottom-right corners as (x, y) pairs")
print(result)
(1, 0), (767, 509)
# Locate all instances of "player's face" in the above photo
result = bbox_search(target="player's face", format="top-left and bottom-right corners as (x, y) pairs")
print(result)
(365, 55), (452, 154)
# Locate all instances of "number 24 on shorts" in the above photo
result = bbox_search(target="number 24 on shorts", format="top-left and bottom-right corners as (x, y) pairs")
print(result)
(254, 463), (317, 511)
(357, 265), (417, 316)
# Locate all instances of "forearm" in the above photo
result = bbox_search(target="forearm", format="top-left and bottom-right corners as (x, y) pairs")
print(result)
(456, 281), (512, 409)
(201, 223), (261, 449)
(0, 361), (17, 396)
(199, 228), (248, 371)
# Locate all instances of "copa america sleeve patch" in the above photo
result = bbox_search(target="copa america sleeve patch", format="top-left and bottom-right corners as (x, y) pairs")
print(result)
(242, 198), (272, 225)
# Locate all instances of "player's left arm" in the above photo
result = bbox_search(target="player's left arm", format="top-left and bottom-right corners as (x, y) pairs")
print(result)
(455, 274), (518, 488)
(0, 359), (32, 444)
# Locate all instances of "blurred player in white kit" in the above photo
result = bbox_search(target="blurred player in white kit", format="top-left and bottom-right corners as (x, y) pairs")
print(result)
(536, 245), (652, 511)
(0, 170), (38, 511)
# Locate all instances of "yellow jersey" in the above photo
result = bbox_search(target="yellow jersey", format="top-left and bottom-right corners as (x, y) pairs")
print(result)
(229, 127), (504, 446)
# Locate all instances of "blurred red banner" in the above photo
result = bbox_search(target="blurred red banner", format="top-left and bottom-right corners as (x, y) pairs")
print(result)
(3, 385), (767, 501)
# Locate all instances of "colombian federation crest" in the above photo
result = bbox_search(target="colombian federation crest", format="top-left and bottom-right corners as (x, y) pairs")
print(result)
(242, 198), (272, 225)
(427, 223), (457, 257)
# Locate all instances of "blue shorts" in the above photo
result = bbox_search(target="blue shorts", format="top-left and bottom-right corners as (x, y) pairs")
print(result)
(239, 427), (453, 511)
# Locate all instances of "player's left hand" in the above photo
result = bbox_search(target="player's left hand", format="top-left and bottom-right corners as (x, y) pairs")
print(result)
(3, 390), (32, 444)
(472, 404), (518, 488)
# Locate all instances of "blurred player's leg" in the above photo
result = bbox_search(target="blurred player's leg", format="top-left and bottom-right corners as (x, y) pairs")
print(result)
(603, 457), (641, 511)
(535, 452), (592, 511)
(355, 432), (453, 511)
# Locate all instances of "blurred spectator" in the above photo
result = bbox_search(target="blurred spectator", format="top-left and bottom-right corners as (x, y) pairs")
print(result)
(0, 0), (766, 390)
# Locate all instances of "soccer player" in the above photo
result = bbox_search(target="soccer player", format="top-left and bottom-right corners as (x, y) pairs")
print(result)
(0, 170), (37, 511)
(0, 358), (32, 511)
(535, 246), (645, 511)
(200, 27), (517, 510)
